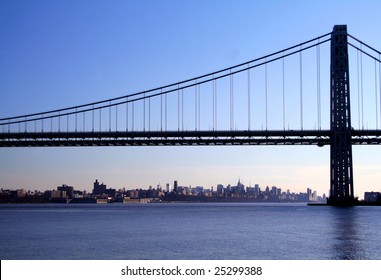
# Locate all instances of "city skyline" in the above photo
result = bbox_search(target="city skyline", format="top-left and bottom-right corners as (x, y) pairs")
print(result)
(1, 1), (381, 197)
(1, 177), (328, 204)
(0, 176), (326, 197)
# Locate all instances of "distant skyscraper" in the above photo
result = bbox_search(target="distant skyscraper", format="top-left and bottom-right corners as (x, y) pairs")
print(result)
(92, 179), (116, 196)
(307, 188), (312, 200)
(271, 186), (277, 195)
(174, 180), (178, 193)
(166, 183), (170, 192)
(237, 179), (245, 193)
(93, 179), (106, 195)
(254, 184), (260, 196)
(217, 184), (224, 195)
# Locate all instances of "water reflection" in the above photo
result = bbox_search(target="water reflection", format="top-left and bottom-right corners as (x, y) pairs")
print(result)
(330, 207), (366, 259)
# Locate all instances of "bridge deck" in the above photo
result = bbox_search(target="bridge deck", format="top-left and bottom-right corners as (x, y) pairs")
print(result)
(0, 130), (380, 147)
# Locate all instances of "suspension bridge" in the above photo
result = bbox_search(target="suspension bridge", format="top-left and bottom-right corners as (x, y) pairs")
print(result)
(1, 25), (381, 206)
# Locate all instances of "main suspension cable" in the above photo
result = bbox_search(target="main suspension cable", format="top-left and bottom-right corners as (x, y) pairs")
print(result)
(1, 33), (332, 124)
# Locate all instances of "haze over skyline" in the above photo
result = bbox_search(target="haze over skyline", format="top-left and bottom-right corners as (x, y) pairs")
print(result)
(1, 0), (381, 196)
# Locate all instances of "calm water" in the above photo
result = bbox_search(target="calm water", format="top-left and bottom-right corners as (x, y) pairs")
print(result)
(0, 203), (380, 260)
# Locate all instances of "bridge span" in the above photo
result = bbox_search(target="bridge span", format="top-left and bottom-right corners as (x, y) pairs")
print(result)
(1, 129), (381, 147)
(1, 25), (381, 206)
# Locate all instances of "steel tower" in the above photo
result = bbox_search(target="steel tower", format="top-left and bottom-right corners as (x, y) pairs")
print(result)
(328, 25), (355, 206)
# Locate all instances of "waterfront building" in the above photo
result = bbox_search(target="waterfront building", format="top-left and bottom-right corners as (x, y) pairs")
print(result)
(364, 192), (380, 202)
(57, 184), (74, 198)
(44, 190), (66, 199)
(92, 179), (116, 197)
(93, 179), (106, 195)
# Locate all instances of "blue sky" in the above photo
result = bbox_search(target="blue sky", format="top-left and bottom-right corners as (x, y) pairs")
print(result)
(1, 0), (381, 197)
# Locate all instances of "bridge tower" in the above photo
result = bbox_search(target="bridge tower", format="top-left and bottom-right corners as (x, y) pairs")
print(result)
(328, 25), (355, 206)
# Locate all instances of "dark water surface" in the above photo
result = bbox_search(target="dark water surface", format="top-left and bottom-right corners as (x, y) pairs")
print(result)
(0, 203), (380, 259)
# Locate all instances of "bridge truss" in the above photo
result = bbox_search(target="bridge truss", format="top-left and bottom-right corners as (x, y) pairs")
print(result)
(1, 129), (381, 147)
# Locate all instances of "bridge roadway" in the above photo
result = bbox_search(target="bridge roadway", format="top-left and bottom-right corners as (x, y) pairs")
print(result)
(1, 129), (381, 147)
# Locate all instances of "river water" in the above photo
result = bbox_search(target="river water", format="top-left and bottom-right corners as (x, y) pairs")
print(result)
(0, 203), (380, 259)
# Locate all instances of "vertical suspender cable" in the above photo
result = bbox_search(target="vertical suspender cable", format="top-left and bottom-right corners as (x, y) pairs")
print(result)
(165, 91), (168, 131)
(83, 111), (85, 132)
(300, 46), (303, 130)
(149, 96), (151, 131)
(109, 101), (111, 132)
(360, 45), (364, 129)
(161, 89), (163, 131)
(230, 70), (233, 130)
(317, 42), (321, 130)
(178, 85), (180, 131)
(132, 100), (135, 132)
(230, 72), (232, 130)
(143, 93), (146, 131)
(126, 97), (128, 132)
(265, 59), (268, 130)
(282, 55), (285, 131)
(198, 84), (200, 131)
(215, 79), (218, 130)
(357, 50), (361, 129)
(230, 69), (234, 130)
(248, 65), (251, 130)
(212, 76), (215, 131)
(379, 54), (381, 128)
(375, 60), (378, 129)
(115, 105), (118, 132)
(182, 89), (184, 131)
(195, 81), (197, 130)
(75, 109), (78, 132)
(99, 108), (102, 131)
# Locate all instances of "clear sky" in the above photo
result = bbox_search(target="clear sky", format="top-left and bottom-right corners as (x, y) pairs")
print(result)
(1, 0), (381, 197)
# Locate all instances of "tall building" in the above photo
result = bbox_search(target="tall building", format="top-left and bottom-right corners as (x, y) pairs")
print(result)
(57, 184), (74, 198)
(93, 179), (106, 195)
(364, 192), (380, 202)
(254, 184), (260, 196)
(173, 180), (178, 193)
(217, 184), (224, 195)
(307, 188), (312, 200)
(93, 179), (115, 197)
(271, 186), (277, 195)
(237, 179), (245, 193)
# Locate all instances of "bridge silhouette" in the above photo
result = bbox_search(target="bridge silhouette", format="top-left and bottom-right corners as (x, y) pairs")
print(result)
(1, 25), (381, 206)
